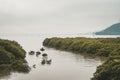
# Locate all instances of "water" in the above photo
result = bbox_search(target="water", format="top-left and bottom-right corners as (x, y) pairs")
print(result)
(0, 34), (115, 80)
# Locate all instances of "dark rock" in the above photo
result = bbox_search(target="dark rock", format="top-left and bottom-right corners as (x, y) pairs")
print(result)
(29, 51), (35, 55)
(40, 47), (45, 51)
(42, 53), (48, 57)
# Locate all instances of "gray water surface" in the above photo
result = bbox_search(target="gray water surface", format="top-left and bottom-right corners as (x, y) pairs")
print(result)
(0, 34), (103, 80)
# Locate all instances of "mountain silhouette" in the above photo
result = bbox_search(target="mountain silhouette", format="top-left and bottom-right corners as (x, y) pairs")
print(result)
(96, 23), (120, 35)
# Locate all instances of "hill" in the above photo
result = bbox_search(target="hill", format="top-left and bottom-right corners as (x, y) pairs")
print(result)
(96, 23), (120, 35)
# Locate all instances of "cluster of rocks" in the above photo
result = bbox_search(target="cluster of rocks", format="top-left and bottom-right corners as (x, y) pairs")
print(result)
(41, 53), (52, 65)
(29, 50), (41, 57)
(28, 47), (52, 68)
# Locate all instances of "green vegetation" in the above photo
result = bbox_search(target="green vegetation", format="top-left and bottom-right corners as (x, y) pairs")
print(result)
(92, 56), (120, 80)
(0, 39), (30, 75)
(96, 23), (120, 35)
(43, 37), (120, 57)
(43, 37), (120, 80)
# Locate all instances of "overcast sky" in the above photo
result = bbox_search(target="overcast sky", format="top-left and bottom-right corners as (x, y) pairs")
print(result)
(0, 0), (120, 34)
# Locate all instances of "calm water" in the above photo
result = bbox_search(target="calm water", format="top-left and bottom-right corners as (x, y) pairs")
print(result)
(0, 34), (115, 80)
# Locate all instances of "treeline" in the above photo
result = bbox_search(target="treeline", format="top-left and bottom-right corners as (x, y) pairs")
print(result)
(43, 37), (120, 57)
(43, 37), (120, 80)
(0, 39), (30, 75)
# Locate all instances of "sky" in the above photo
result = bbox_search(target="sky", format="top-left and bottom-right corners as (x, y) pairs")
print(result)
(0, 0), (120, 34)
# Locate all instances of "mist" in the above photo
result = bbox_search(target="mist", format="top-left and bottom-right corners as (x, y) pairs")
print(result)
(0, 0), (120, 34)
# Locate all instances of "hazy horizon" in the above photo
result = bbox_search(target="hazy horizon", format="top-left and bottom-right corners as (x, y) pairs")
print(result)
(0, 0), (120, 34)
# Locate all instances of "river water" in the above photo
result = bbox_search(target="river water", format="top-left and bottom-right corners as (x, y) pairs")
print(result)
(0, 34), (113, 80)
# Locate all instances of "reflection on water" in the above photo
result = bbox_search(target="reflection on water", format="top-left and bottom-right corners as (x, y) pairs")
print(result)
(0, 71), (11, 79)
(0, 34), (110, 80)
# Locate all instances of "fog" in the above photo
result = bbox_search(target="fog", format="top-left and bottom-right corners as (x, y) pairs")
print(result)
(0, 0), (120, 34)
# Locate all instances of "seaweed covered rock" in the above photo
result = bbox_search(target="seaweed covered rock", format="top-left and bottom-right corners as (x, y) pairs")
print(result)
(92, 56), (120, 80)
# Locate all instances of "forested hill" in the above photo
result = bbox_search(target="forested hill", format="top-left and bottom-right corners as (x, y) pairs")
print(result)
(96, 23), (120, 35)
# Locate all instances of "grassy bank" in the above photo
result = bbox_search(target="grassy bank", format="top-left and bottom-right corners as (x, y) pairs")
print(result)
(43, 37), (120, 80)
(43, 37), (120, 57)
(92, 56), (120, 80)
(0, 39), (30, 76)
